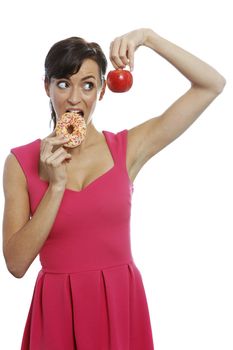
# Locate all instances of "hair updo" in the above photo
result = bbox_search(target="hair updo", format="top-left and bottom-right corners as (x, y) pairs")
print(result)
(44, 37), (108, 129)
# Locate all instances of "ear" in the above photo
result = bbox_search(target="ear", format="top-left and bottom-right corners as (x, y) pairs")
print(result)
(44, 77), (50, 97)
(99, 80), (107, 101)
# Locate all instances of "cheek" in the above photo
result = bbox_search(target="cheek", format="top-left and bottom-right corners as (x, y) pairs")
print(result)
(85, 92), (98, 107)
(51, 90), (66, 108)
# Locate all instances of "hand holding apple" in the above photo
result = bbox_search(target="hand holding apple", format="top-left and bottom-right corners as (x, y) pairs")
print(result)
(106, 69), (133, 93)
(107, 29), (152, 93)
(109, 28), (152, 71)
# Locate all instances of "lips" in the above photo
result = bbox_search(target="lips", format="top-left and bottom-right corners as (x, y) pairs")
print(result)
(66, 109), (84, 117)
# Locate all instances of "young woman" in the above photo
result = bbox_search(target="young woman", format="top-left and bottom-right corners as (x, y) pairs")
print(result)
(2, 28), (225, 349)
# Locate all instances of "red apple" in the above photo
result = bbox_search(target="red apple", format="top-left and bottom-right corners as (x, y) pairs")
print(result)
(107, 69), (133, 93)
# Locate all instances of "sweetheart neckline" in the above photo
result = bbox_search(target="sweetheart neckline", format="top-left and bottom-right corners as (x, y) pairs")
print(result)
(37, 130), (116, 193)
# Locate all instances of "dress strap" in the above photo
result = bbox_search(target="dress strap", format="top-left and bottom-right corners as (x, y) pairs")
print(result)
(116, 129), (128, 168)
(102, 129), (128, 172)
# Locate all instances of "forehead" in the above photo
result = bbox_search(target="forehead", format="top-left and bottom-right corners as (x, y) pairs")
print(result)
(72, 59), (100, 79)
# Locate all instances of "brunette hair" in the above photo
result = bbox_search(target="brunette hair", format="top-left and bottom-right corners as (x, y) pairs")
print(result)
(44, 37), (108, 129)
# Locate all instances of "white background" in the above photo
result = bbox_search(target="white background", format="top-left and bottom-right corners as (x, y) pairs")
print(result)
(0, 0), (232, 349)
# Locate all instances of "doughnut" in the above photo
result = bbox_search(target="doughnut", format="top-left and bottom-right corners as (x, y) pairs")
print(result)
(55, 112), (87, 148)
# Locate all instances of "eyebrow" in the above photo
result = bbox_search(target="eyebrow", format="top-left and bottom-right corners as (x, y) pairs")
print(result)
(81, 75), (97, 81)
(53, 75), (97, 82)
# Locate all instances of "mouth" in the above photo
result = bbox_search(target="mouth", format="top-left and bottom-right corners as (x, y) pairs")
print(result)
(66, 109), (84, 117)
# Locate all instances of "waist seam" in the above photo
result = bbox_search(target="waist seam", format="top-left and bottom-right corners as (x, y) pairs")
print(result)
(41, 260), (135, 275)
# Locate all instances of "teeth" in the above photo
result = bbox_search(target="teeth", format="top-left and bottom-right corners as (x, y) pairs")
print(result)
(67, 110), (83, 116)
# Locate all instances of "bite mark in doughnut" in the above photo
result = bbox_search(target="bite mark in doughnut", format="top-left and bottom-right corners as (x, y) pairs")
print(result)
(55, 112), (87, 148)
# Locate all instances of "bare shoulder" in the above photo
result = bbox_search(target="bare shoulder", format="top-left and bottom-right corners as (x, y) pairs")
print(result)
(3, 153), (27, 194)
(2, 153), (30, 253)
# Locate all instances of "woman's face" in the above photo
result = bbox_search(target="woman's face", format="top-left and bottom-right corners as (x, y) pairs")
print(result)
(45, 58), (106, 125)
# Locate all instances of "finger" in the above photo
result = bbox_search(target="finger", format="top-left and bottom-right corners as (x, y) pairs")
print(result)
(41, 136), (69, 155)
(45, 148), (71, 166)
(41, 143), (66, 163)
(46, 146), (68, 160)
(48, 152), (72, 168)
(40, 135), (59, 155)
(54, 154), (72, 167)
(118, 38), (130, 67)
(40, 139), (46, 156)
(110, 38), (126, 69)
(127, 43), (135, 71)
(46, 134), (69, 146)
(41, 130), (57, 153)
(41, 141), (55, 160)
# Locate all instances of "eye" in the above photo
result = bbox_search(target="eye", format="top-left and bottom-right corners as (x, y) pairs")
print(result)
(83, 82), (94, 91)
(57, 81), (69, 89)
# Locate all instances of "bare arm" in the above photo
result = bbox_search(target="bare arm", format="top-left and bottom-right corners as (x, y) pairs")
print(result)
(110, 28), (226, 170)
(2, 135), (71, 278)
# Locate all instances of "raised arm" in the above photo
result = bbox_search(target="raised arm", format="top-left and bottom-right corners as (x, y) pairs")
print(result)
(109, 28), (226, 176)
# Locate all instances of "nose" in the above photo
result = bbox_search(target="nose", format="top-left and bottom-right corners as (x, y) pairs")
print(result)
(67, 86), (81, 105)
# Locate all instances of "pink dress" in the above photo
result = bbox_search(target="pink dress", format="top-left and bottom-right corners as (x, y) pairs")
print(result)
(11, 129), (155, 350)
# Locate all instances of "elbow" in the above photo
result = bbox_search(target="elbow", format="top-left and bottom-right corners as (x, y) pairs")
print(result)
(3, 243), (27, 279)
(192, 76), (226, 96)
(213, 76), (227, 95)
(5, 257), (27, 279)
(9, 270), (25, 279)
(8, 266), (26, 279)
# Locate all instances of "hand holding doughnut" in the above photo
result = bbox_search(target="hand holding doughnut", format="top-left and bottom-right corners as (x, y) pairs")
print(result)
(55, 112), (87, 148)
(40, 134), (72, 190)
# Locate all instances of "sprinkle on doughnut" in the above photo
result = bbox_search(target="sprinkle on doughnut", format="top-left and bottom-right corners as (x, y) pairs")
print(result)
(55, 112), (87, 148)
